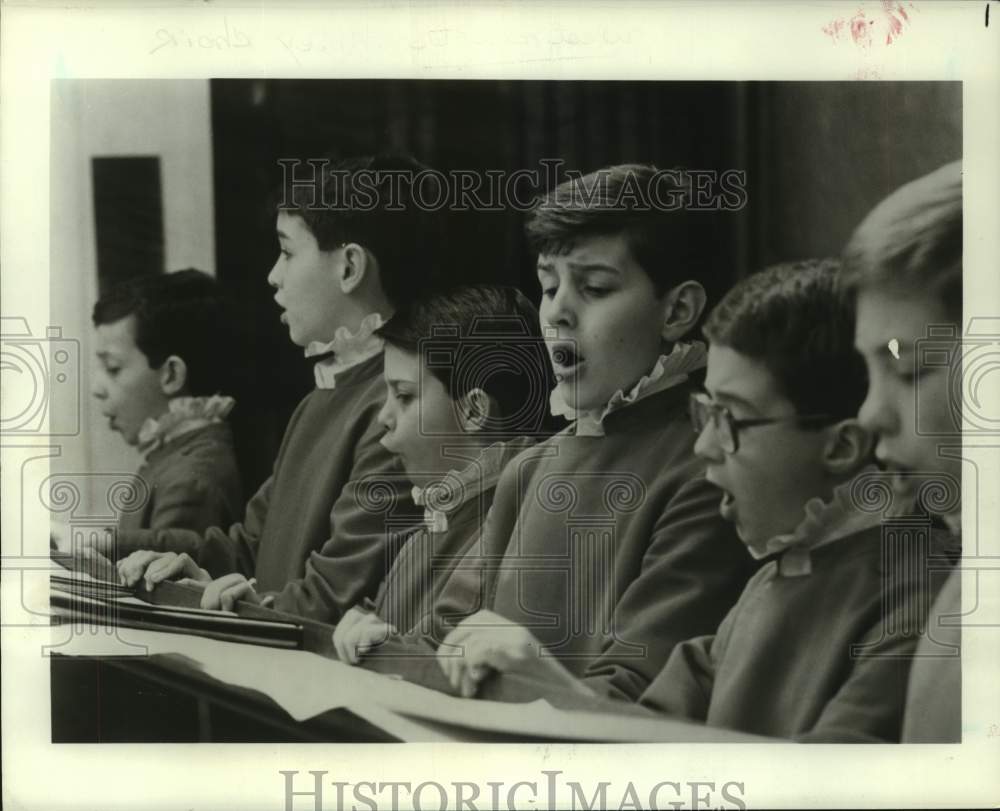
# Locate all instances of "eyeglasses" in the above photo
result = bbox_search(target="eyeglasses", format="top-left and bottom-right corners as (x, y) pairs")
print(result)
(688, 392), (833, 454)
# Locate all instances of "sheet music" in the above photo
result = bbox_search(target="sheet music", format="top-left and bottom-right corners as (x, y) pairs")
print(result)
(109, 596), (240, 617)
(53, 623), (763, 741)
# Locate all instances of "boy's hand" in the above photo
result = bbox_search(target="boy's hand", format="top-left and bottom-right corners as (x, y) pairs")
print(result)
(117, 550), (211, 591)
(438, 611), (590, 698)
(199, 573), (262, 611)
(71, 547), (119, 583)
(437, 610), (548, 698)
(332, 607), (397, 664)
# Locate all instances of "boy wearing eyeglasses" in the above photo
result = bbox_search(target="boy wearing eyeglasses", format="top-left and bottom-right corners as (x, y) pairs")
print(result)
(439, 259), (956, 742)
(640, 259), (955, 742)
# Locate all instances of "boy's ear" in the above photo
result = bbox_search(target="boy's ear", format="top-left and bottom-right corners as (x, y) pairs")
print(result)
(338, 242), (370, 294)
(456, 388), (494, 434)
(158, 355), (188, 397)
(821, 419), (875, 477)
(661, 281), (707, 342)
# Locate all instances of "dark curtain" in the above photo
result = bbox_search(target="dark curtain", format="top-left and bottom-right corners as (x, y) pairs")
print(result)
(210, 79), (960, 495)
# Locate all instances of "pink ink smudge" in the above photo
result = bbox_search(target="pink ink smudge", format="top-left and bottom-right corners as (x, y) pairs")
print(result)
(822, 1), (917, 48)
(850, 12), (873, 48)
(822, 18), (846, 41)
(883, 1), (905, 44)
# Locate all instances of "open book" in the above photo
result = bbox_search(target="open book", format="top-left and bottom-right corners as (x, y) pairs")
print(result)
(49, 564), (303, 650)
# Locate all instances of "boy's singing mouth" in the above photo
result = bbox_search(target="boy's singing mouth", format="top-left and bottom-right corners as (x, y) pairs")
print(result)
(707, 474), (737, 521)
(885, 465), (919, 499)
(719, 489), (737, 521)
(549, 342), (586, 382)
(274, 296), (288, 324)
(875, 454), (918, 497)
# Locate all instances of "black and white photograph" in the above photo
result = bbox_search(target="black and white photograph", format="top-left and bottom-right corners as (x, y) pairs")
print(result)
(2, 3), (998, 810)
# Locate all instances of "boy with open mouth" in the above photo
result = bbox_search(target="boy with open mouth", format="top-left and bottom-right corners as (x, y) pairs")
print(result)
(431, 164), (755, 702)
(114, 154), (444, 621)
(440, 260), (958, 743)
(89, 269), (242, 535)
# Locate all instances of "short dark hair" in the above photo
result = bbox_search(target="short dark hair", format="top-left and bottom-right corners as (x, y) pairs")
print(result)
(376, 285), (552, 436)
(842, 160), (962, 323)
(92, 269), (231, 397)
(525, 163), (728, 299)
(704, 259), (867, 421)
(275, 153), (449, 308)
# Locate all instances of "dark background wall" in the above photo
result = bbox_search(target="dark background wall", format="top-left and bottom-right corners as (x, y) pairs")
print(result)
(209, 79), (961, 495)
(741, 82), (962, 267)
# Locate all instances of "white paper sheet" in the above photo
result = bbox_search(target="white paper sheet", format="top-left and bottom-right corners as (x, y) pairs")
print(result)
(54, 625), (764, 742)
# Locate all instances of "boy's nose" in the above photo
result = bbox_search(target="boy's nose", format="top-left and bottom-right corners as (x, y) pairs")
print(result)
(267, 259), (281, 288)
(543, 288), (576, 329)
(693, 420), (724, 463)
(91, 379), (107, 400)
(856, 384), (897, 437)
(376, 397), (393, 432)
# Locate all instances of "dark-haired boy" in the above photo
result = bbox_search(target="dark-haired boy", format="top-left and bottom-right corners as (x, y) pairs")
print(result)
(844, 160), (963, 742)
(115, 155), (446, 621)
(435, 165), (754, 701)
(334, 285), (549, 661)
(445, 260), (957, 742)
(89, 269), (242, 533)
(638, 259), (958, 741)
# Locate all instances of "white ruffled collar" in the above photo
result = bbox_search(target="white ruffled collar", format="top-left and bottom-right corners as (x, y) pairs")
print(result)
(754, 467), (885, 576)
(306, 312), (385, 390)
(410, 438), (534, 532)
(137, 395), (235, 456)
(550, 340), (707, 437)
